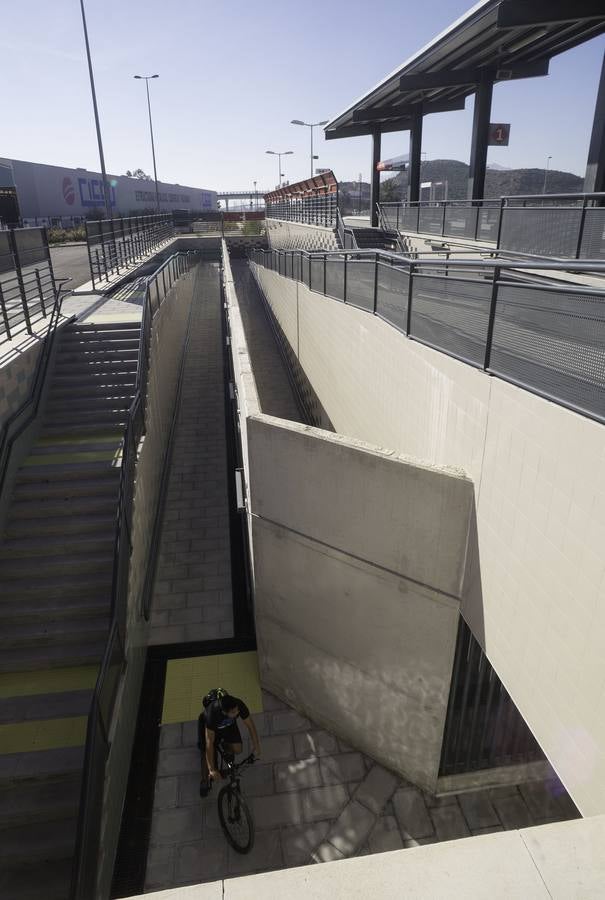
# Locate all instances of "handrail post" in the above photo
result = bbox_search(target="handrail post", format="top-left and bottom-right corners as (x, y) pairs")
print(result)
(496, 197), (505, 250)
(484, 266), (501, 370)
(406, 262), (414, 335)
(35, 268), (46, 317)
(576, 195), (588, 259)
(324, 253), (327, 295)
(0, 281), (11, 340)
(343, 253), (347, 303)
(373, 253), (379, 313)
(11, 236), (33, 335)
(441, 201), (447, 237)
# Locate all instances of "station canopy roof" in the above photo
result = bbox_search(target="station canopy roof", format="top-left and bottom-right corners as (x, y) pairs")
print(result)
(325, 0), (605, 140)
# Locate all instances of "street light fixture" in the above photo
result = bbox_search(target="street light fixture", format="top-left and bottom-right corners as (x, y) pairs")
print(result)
(542, 155), (553, 194)
(291, 119), (329, 178)
(134, 74), (160, 213)
(79, 0), (112, 220)
(266, 150), (293, 188)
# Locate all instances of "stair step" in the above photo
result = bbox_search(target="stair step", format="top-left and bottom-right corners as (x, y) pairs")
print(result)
(0, 616), (109, 650)
(0, 594), (109, 624)
(59, 335), (140, 347)
(54, 350), (139, 365)
(0, 857), (73, 900)
(29, 438), (123, 457)
(0, 817), (77, 864)
(51, 371), (137, 388)
(43, 407), (129, 423)
(0, 773), (81, 828)
(11, 474), (120, 502)
(1, 573), (111, 601)
(0, 639), (106, 672)
(0, 533), (115, 559)
(5, 510), (116, 536)
(0, 551), (113, 579)
(0, 691), (93, 727)
(37, 423), (127, 440)
(67, 321), (140, 331)
(0, 746), (84, 786)
(17, 458), (120, 478)
(49, 384), (136, 400)
(45, 397), (132, 414)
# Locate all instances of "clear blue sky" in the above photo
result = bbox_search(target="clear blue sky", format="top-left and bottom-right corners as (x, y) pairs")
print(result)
(2, 0), (604, 191)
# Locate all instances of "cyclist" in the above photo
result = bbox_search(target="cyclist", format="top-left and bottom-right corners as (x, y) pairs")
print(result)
(198, 691), (261, 797)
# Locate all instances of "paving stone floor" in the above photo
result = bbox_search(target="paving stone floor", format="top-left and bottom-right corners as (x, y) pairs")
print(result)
(144, 690), (580, 891)
(149, 263), (234, 644)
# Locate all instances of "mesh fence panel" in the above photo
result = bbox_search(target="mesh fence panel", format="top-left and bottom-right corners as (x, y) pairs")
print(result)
(381, 207), (400, 230)
(410, 275), (492, 365)
(477, 207), (500, 243)
(345, 258), (375, 311)
(310, 257), (324, 293)
(325, 256), (345, 300)
(419, 206), (444, 235)
(579, 208), (605, 260)
(500, 207), (583, 258)
(489, 283), (605, 420)
(444, 206), (478, 240)
(376, 263), (408, 331)
(401, 207), (419, 232)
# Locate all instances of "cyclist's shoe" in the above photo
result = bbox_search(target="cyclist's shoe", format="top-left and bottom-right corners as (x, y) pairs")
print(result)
(199, 778), (211, 798)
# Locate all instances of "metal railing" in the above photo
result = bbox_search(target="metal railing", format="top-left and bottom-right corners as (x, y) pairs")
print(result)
(0, 227), (56, 344)
(379, 193), (605, 260)
(70, 250), (199, 900)
(85, 214), (174, 289)
(266, 193), (338, 227)
(250, 247), (605, 425)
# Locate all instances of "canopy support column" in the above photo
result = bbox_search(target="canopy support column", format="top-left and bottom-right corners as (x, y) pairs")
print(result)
(467, 78), (493, 200)
(584, 50), (605, 194)
(408, 107), (423, 202)
(370, 129), (381, 227)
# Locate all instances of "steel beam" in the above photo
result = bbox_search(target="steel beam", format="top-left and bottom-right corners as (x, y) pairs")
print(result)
(497, 0), (605, 28)
(408, 107), (423, 203)
(467, 78), (493, 200)
(353, 96), (466, 123)
(370, 130), (381, 227)
(325, 118), (410, 140)
(584, 50), (605, 193)
(398, 61), (549, 92)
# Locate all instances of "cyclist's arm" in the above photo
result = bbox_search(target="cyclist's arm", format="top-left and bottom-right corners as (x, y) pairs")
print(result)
(205, 727), (221, 779)
(242, 716), (261, 757)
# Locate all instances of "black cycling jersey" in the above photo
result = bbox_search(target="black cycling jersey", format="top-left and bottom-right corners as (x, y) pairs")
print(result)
(204, 696), (250, 734)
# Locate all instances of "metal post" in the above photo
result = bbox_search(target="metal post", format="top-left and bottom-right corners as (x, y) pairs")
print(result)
(468, 77), (493, 200)
(370, 130), (381, 228)
(373, 254), (378, 313)
(406, 262), (414, 335)
(576, 195), (589, 259)
(79, 0), (113, 220)
(484, 266), (501, 370)
(408, 107), (423, 203)
(584, 50), (605, 194)
(35, 269), (46, 317)
(0, 281), (11, 340)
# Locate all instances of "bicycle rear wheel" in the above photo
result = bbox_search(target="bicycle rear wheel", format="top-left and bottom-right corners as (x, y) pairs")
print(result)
(217, 784), (254, 853)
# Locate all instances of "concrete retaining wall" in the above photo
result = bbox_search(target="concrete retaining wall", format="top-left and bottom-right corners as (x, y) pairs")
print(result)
(248, 417), (472, 790)
(251, 263), (605, 817)
(224, 246), (473, 788)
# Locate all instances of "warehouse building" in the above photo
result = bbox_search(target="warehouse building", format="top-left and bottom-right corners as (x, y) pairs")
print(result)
(0, 157), (217, 226)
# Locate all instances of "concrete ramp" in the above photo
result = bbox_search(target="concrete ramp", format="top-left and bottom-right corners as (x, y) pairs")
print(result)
(247, 415), (473, 791)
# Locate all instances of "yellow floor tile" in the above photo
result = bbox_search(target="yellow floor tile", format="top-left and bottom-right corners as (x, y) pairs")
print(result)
(0, 716), (88, 754)
(0, 666), (98, 699)
(162, 651), (263, 724)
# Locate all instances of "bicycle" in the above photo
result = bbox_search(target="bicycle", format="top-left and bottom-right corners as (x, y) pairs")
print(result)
(214, 740), (256, 853)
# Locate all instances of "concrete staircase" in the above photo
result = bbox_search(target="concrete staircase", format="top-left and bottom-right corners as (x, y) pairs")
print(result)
(0, 319), (140, 900)
(350, 226), (403, 251)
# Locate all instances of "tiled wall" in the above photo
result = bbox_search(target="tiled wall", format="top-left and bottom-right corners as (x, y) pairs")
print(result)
(252, 263), (605, 818)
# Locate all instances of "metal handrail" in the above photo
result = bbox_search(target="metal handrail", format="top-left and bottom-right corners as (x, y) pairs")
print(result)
(70, 250), (199, 900)
(250, 246), (605, 426)
(85, 214), (174, 289)
(0, 277), (73, 501)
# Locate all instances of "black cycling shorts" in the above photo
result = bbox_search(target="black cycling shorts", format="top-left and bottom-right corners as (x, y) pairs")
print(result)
(198, 712), (242, 749)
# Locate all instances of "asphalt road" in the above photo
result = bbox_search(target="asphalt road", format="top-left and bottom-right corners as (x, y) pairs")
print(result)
(50, 244), (91, 289)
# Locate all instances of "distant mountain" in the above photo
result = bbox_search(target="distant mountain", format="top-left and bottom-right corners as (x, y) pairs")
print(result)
(487, 162), (511, 171)
(375, 159), (583, 202)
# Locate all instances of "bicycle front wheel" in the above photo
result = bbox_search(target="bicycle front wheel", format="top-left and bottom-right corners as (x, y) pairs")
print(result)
(218, 784), (254, 853)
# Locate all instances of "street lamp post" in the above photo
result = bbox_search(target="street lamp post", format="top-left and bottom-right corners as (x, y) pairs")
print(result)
(266, 151), (293, 188)
(291, 119), (329, 178)
(134, 74), (160, 213)
(79, 0), (112, 220)
(542, 155), (553, 194)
